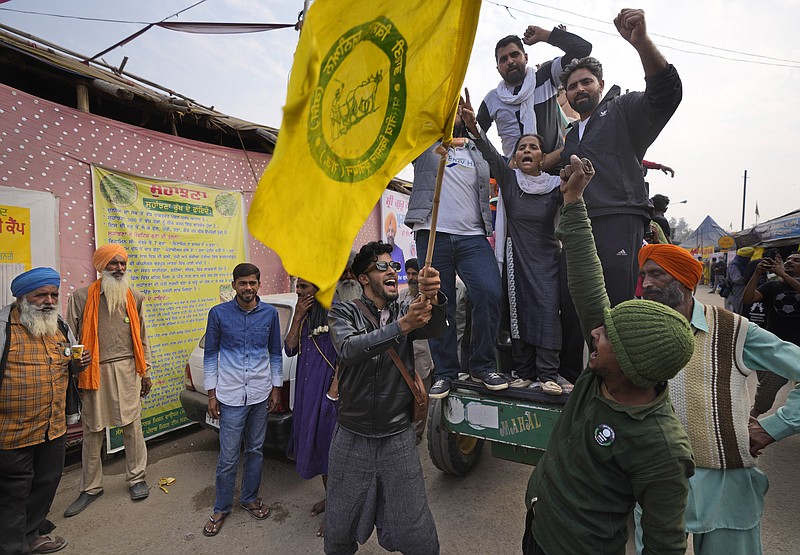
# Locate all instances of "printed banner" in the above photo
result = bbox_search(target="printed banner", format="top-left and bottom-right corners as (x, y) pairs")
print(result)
(92, 166), (247, 451)
(380, 189), (413, 283)
(0, 204), (31, 269)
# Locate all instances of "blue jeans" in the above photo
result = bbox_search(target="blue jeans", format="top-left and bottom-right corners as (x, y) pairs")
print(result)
(415, 231), (502, 380)
(213, 399), (268, 514)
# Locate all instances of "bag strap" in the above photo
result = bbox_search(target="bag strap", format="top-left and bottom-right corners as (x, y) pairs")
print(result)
(353, 299), (425, 405)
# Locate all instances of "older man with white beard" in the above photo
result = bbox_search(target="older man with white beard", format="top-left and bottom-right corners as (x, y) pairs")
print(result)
(1, 268), (90, 554)
(64, 244), (152, 517)
(333, 250), (361, 303)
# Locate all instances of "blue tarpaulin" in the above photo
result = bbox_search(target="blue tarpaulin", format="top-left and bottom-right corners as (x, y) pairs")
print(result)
(678, 215), (729, 251)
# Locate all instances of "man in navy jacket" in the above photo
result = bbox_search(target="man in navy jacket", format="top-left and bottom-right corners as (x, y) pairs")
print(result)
(560, 8), (682, 306)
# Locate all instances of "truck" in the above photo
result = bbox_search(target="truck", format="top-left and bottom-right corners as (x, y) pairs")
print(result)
(426, 376), (567, 476)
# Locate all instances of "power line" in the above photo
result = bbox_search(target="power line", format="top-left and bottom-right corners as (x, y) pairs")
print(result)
(514, 0), (800, 65)
(485, 1), (800, 69)
(0, 7), (150, 24)
(4, 2), (800, 68)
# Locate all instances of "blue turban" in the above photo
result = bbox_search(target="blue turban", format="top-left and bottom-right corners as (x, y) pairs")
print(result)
(10, 267), (61, 298)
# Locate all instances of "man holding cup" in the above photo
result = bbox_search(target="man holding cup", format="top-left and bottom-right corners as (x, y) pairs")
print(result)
(64, 244), (152, 516)
(0, 268), (90, 554)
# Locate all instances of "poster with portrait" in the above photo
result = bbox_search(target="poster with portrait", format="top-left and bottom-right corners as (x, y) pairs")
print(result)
(380, 189), (414, 284)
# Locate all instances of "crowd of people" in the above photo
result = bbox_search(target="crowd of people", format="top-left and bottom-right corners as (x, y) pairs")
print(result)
(3, 7), (800, 555)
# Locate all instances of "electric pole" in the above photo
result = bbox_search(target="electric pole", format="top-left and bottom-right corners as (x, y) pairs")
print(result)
(741, 170), (748, 230)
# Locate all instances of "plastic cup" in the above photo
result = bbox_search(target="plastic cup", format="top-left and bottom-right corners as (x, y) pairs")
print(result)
(71, 344), (84, 360)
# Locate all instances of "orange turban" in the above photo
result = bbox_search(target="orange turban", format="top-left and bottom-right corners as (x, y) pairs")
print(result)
(638, 244), (703, 290)
(92, 244), (128, 273)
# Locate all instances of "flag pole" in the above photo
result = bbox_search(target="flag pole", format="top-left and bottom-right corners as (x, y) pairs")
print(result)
(424, 144), (450, 272)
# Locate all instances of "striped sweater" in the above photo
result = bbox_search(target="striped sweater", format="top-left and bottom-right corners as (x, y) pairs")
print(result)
(669, 304), (755, 469)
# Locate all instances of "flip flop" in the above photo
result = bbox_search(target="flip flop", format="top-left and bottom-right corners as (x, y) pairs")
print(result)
(240, 500), (270, 520)
(311, 499), (326, 516)
(202, 514), (226, 537)
(29, 535), (67, 554)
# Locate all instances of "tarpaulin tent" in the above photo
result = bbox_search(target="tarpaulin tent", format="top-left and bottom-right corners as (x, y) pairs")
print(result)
(678, 215), (730, 256)
(736, 209), (800, 248)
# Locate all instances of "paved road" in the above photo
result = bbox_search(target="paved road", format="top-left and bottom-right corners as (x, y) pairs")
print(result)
(48, 288), (798, 554)
(54, 426), (534, 554)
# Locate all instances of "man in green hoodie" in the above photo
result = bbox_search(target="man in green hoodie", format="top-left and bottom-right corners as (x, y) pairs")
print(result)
(522, 155), (695, 555)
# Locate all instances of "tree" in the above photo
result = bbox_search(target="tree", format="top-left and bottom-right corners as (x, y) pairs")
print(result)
(669, 217), (694, 244)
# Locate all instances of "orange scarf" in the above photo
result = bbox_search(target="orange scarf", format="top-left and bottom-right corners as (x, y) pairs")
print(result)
(77, 280), (147, 390)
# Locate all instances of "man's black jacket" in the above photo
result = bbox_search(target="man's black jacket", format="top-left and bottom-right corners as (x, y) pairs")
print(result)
(328, 292), (447, 437)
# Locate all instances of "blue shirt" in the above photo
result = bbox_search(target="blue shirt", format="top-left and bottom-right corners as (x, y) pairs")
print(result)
(203, 298), (283, 406)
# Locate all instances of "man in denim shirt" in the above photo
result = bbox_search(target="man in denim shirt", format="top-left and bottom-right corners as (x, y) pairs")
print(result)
(201, 263), (283, 537)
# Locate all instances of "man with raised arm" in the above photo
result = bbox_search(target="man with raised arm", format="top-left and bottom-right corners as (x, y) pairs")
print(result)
(65, 244), (152, 517)
(479, 25), (592, 155)
(523, 156), (695, 555)
(560, 9), (682, 305)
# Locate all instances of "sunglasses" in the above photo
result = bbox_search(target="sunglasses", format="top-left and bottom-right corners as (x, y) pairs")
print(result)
(368, 260), (402, 272)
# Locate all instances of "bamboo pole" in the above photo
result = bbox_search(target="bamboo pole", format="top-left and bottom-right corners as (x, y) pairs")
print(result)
(420, 142), (450, 293)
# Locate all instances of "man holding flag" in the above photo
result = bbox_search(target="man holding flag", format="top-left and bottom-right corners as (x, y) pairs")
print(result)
(326, 242), (446, 554)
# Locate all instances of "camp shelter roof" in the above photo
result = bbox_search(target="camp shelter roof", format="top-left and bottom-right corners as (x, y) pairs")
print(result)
(678, 215), (729, 250)
(0, 24), (412, 195)
(0, 24), (280, 151)
(735, 209), (800, 248)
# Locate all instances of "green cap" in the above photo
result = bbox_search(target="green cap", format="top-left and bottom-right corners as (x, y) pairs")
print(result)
(603, 299), (694, 389)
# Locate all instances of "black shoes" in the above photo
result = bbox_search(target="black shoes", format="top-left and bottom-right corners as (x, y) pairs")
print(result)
(64, 490), (103, 517)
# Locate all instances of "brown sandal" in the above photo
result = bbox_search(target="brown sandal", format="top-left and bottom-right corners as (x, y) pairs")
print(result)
(203, 513), (226, 537)
(29, 535), (67, 554)
(240, 500), (270, 520)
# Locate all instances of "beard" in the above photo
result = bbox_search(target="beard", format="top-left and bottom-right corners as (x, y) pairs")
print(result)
(407, 280), (419, 297)
(367, 273), (399, 303)
(18, 297), (59, 337)
(101, 270), (130, 314)
(643, 279), (686, 311)
(569, 91), (601, 116)
(335, 278), (362, 302)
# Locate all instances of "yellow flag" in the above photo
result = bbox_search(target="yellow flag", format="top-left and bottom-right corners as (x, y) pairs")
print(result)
(248, 0), (481, 305)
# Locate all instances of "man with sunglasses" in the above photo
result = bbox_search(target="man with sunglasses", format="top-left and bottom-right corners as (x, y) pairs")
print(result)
(326, 241), (447, 555)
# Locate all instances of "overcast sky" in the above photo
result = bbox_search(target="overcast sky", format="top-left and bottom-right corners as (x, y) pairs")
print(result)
(2, 0), (799, 232)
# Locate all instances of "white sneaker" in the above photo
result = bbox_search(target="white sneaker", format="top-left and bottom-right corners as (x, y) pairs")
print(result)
(542, 380), (563, 396)
(509, 377), (533, 388)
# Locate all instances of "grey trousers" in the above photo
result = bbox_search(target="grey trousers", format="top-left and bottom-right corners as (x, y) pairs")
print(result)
(324, 425), (439, 555)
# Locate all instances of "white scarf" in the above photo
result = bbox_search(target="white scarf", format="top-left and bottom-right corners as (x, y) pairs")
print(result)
(495, 66), (538, 149)
(513, 169), (561, 195)
(493, 169), (561, 273)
